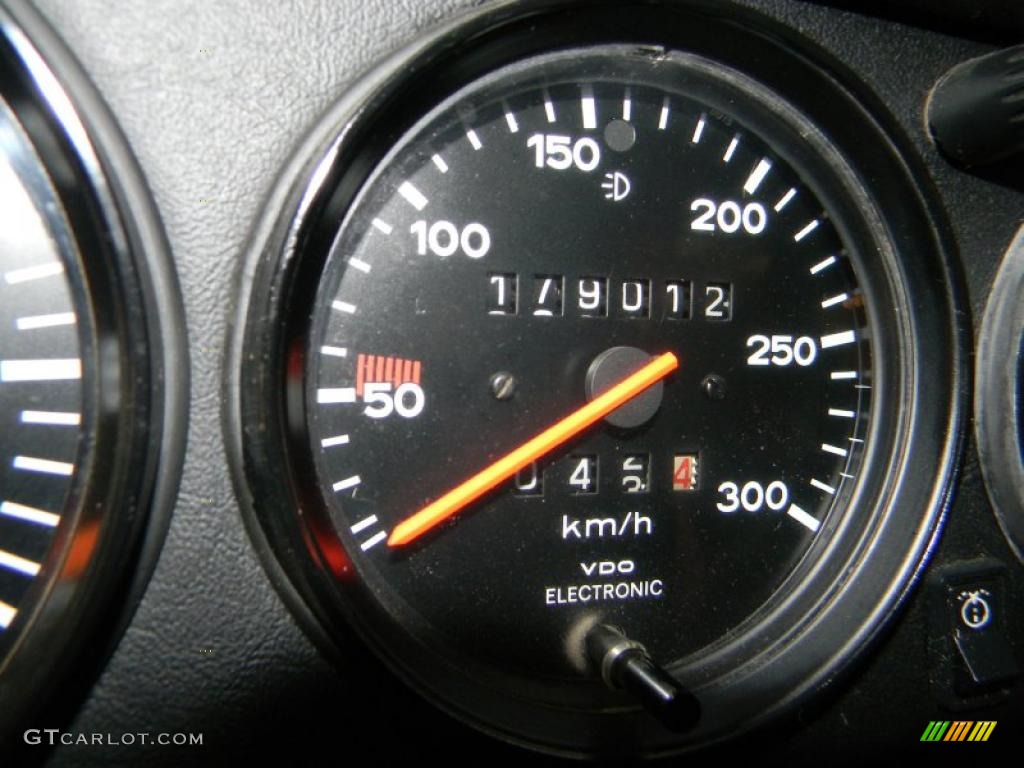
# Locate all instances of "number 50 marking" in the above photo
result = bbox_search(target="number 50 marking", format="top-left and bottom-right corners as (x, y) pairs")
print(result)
(363, 382), (426, 419)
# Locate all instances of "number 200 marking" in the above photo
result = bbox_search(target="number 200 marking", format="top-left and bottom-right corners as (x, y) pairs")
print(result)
(690, 198), (767, 235)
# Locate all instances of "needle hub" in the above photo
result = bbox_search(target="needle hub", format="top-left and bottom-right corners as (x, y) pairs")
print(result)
(586, 346), (666, 428)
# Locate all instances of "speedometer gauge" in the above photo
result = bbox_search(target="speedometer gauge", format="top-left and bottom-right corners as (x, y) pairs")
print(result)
(312, 47), (873, 673)
(232, 1), (961, 757)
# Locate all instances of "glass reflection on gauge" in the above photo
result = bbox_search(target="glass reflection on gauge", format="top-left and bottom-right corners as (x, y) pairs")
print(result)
(0, 100), (88, 644)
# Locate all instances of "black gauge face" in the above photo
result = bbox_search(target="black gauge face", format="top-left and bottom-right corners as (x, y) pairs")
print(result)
(306, 51), (872, 685)
(0, 105), (87, 643)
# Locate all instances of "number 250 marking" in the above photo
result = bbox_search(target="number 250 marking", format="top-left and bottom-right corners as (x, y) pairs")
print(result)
(746, 335), (817, 366)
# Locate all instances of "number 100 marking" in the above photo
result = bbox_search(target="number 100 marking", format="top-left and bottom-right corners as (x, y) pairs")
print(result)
(411, 220), (491, 258)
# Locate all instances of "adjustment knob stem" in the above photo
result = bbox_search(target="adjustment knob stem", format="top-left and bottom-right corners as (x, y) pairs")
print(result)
(586, 624), (701, 733)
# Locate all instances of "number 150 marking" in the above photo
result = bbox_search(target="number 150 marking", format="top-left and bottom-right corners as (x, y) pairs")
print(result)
(527, 134), (601, 172)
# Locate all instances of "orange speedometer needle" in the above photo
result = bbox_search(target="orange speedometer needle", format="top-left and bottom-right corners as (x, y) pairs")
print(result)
(387, 351), (679, 548)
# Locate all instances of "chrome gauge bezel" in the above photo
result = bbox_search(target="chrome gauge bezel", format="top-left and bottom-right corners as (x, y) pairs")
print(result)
(976, 225), (1024, 563)
(0, 0), (186, 742)
(230, 0), (963, 756)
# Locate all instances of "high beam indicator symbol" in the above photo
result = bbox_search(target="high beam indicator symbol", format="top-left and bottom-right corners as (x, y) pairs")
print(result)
(601, 171), (631, 201)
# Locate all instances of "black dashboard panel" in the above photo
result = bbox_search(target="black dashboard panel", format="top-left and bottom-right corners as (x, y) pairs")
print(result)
(3, 0), (1020, 764)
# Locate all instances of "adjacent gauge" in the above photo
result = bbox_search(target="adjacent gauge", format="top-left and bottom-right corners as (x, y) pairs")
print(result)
(976, 225), (1024, 562)
(0, 0), (185, 742)
(0, 100), (85, 639)
(233, 1), (961, 756)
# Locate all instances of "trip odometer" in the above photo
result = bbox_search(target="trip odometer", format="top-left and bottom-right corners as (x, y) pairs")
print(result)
(233, 1), (961, 757)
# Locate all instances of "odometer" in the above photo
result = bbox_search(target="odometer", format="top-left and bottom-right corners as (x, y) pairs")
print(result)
(233, 1), (961, 757)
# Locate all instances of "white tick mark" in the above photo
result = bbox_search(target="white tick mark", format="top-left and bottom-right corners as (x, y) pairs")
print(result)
(743, 158), (772, 194)
(774, 188), (797, 212)
(398, 181), (428, 211)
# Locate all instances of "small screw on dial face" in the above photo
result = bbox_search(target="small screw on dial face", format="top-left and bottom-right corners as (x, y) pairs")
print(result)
(490, 371), (517, 400)
(701, 374), (727, 401)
